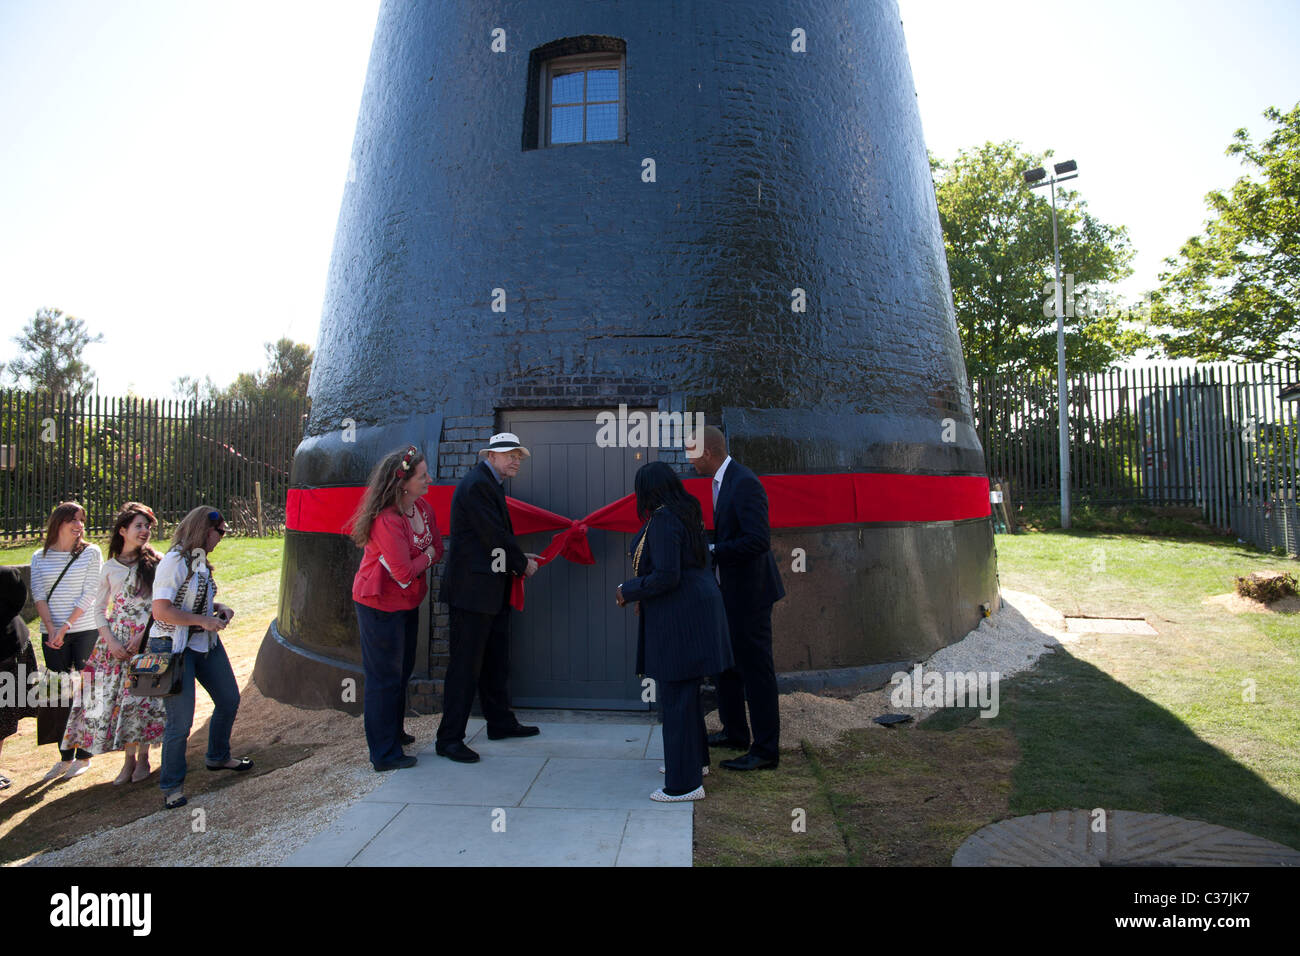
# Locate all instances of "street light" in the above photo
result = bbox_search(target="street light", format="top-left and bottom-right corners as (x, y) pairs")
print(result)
(1023, 158), (1078, 530)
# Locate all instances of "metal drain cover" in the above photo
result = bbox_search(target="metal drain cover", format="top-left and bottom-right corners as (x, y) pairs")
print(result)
(1064, 617), (1157, 635)
(953, 810), (1300, 866)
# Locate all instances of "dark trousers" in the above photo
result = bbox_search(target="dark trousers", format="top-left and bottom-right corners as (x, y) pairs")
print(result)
(355, 602), (419, 767)
(437, 605), (516, 745)
(41, 629), (97, 760)
(715, 603), (780, 760)
(660, 678), (708, 794)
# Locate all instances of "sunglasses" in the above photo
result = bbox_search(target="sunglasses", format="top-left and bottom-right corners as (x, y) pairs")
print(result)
(208, 510), (227, 536)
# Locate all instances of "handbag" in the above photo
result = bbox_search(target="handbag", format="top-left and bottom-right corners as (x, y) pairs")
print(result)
(125, 554), (208, 698)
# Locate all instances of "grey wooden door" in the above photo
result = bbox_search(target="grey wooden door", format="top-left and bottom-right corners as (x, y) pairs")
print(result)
(501, 409), (653, 709)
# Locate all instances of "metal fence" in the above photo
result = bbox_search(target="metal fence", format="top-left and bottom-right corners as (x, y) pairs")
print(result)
(0, 390), (308, 540)
(971, 362), (1300, 553)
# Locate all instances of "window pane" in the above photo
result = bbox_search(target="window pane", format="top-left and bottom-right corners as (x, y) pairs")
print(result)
(551, 105), (583, 143)
(551, 71), (584, 105)
(586, 68), (619, 102)
(586, 102), (619, 141)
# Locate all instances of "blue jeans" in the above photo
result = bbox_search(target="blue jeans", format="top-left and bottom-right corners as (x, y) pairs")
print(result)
(159, 641), (240, 793)
(355, 601), (419, 767)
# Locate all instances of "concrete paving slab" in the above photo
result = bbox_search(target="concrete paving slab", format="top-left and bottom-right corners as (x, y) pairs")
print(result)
(283, 800), (406, 867)
(616, 809), (694, 866)
(522, 757), (691, 812)
(285, 714), (694, 867)
(466, 722), (652, 759)
(645, 725), (664, 760)
(361, 754), (547, 807)
(350, 805), (629, 866)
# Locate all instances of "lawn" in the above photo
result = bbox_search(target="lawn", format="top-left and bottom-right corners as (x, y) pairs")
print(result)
(694, 531), (1300, 865)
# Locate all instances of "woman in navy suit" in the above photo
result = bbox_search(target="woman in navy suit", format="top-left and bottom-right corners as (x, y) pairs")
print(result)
(617, 462), (732, 802)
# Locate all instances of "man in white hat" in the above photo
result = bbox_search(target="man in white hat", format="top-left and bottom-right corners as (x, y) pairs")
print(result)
(435, 433), (541, 762)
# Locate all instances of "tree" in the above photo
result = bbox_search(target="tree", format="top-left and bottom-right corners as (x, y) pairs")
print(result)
(216, 338), (314, 401)
(1150, 104), (1300, 362)
(172, 374), (220, 402)
(933, 142), (1141, 377)
(7, 307), (104, 395)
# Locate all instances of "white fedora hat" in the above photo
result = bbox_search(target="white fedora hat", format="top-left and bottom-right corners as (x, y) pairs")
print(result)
(478, 432), (531, 458)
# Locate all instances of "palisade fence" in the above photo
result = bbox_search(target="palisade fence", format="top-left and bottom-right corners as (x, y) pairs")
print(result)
(971, 362), (1300, 555)
(0, 390), (308, 540)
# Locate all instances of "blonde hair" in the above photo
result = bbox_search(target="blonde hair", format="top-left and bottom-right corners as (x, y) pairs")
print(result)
(170, 506), (223, 566)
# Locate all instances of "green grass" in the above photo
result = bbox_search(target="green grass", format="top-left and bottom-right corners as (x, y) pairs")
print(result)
(987, 531), (1300, 850)
(697, 530), (1300, 864)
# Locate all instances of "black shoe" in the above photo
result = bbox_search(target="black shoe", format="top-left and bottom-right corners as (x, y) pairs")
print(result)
(707, 731), (749, 749)
(435, 741), (481, 763)
(721, 753), (779, 771)
(373, 755), (418, 772)
(399, 731), (416, 745)
(487, 723), (540, 740)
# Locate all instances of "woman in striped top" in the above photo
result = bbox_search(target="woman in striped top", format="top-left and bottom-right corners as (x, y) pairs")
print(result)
(29, 501), (102, 781)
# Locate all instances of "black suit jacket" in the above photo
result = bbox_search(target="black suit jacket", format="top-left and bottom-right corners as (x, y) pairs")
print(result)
(444, 460), (529, 615)
(621, 509), (733, 683)
(712, 460), (786, 614)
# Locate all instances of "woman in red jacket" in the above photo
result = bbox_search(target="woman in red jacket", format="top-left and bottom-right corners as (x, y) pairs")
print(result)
(349, 444), (444, 771)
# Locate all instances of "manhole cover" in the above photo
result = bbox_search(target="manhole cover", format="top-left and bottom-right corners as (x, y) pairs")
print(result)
(1064, 617), (1157, 635)
(953, 810), (1300, 866)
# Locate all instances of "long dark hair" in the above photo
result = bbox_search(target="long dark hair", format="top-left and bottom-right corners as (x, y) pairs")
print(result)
(633, 461), (707, 567)
(108, 502), (162, 593)
(349, 444), (426, 547)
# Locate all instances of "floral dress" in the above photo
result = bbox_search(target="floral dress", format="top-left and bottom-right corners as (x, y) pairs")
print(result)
(61, 559), (165, 753)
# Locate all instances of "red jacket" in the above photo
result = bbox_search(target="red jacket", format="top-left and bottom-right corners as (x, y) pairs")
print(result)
(352, 498), (444, 611)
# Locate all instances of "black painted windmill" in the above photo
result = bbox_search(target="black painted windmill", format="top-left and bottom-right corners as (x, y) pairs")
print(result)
(254, 0), (1000, 713)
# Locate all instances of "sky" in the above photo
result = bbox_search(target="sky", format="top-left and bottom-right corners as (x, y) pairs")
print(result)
(1, 0), (1297, 397)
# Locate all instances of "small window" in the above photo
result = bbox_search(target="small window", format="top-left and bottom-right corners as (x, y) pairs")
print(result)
(545, 56), (623, 145)
(522, 36), (626, 151)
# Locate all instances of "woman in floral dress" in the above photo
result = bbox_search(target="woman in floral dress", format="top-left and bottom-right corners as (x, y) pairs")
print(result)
(62, 502), (166, 784)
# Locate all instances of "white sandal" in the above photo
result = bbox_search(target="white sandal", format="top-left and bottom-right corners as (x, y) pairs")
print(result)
(650, 785), (705, 802)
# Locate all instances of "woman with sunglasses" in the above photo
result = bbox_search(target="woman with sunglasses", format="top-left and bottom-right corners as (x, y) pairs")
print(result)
(61, 502), (166, 784)
(29, 500), (102, 781)
(150, 507), (251, 809)
(349, 444), (443, 771)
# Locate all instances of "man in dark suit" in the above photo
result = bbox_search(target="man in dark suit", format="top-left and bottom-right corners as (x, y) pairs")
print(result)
(435, 432), (541, 763)
(690, 425), (785, 770)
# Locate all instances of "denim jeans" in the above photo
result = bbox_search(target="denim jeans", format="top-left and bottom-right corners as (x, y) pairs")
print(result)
(355, 601), (418, 767)
(159, 640), (240, 794)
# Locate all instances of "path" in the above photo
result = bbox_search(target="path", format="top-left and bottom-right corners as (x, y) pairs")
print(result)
(285, 713), (693, 866)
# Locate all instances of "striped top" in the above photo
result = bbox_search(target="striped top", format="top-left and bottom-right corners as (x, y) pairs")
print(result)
(29, 544), (103, 634)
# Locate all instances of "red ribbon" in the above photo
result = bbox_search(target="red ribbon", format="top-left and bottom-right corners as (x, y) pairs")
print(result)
(287, 473), (990, 611)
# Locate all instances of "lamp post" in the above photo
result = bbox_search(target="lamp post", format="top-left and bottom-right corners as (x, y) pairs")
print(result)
(1023, 159), (1078, 530)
